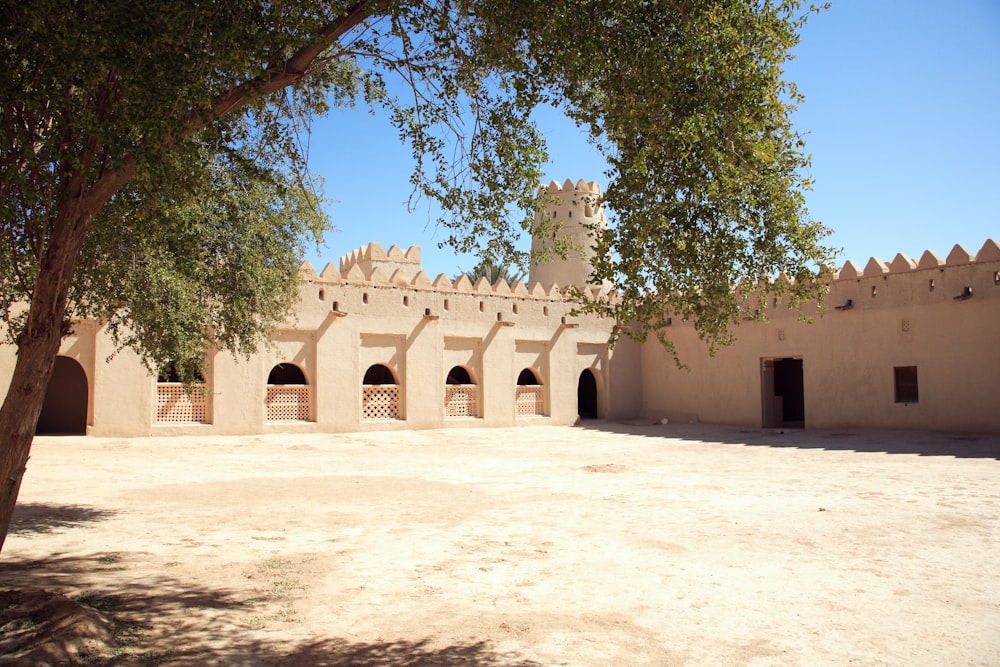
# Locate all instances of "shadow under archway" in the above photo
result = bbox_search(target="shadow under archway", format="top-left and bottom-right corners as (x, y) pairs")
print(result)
(36, 356), (88, 435)
(577, 369), (598, 420)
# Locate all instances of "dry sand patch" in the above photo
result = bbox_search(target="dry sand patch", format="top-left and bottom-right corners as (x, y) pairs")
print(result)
(0, 424), (998, 665)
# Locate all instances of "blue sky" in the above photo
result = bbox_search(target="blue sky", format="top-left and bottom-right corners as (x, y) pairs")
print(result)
(304, 1), (1000, 278)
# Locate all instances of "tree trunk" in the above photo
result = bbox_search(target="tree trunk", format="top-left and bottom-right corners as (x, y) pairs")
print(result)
(0, 4), (371, 553)
(0, 207), (92, 553)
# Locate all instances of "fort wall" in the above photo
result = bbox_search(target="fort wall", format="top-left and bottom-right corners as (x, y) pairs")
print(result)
(640, 240), (1000, 432)
(1, 233), (636, 436)
(1, 178), (995, 436)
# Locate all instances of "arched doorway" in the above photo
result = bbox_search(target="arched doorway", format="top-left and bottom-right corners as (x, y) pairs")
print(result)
(266, 363), (311, 421)
(362, 364), (401, 420)
(445, 365), (478, 418)
(515, 368), (545, 417)
(577, 369), (598, 420)
(36, 356), (88, 435)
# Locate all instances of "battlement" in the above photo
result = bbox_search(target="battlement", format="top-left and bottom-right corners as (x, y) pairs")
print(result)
(834, 239), (999, 280)
(337, 243), (422, 279)
(301, 238), (999, 308)
(300, 251), (611, 302)
(541, 178), (602, 195)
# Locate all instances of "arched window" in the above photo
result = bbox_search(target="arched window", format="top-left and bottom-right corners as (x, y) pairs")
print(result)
(156, 361), (209, 424)
(363, 364), (397, 385)
(444, 366), (478, 418)
(517, 368), (540, 385)
(268, 363), (307, 385)
(446, 366), (473, 385)
(36, 356), (88, 435)
(515, 368), (545, 417)
(362, 364), (400, 419)
(157, 362), (205, 383)
(266, 363), (311, 421)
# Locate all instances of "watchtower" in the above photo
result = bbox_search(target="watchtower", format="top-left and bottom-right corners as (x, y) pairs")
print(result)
(529, 179), (607, 290)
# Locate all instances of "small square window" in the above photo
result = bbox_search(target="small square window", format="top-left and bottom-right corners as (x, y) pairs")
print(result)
(893, 366), (919, 404)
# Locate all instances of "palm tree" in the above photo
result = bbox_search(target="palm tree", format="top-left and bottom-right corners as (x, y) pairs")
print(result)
(454, 259), (527, 285)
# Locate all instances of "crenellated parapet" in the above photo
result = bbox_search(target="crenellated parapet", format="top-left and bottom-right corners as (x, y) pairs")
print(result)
(302, 260), (613, 303)
(834, 239), (999, 280)
(304, 238), (998, 312)
(542, 178), (602, 197)
(301, 237), (617, 303)
(338, 242), (423, 282)
(739, 238), (1000, 317)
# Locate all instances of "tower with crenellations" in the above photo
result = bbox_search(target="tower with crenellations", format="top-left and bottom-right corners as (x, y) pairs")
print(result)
(529, 178), (608, 291)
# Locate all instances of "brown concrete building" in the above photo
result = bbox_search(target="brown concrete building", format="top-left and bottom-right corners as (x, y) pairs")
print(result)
(4, 179), (998, 435)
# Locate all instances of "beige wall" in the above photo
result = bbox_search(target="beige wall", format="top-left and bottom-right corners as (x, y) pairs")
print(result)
(639, 241), (1000, 433)
(0, 241), (630, 437)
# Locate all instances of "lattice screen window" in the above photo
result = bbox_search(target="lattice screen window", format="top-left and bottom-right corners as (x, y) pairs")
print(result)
(266, 385), (311, 421)
(156, 383), (209, 423)
(362, 385), (401, 420)
(445, 385), (478, 418)
(515, 386), (545, 417)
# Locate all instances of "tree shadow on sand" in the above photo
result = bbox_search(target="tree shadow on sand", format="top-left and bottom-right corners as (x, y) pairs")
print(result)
(0, 553), (543, 666)
(9, 503), (117, 536)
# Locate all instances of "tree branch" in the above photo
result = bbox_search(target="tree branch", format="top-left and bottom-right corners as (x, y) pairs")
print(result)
(76, 1), (374, 231)
(184, 1), (374, 137)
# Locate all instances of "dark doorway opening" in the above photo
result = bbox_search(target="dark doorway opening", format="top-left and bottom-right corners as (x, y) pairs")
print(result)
(761, 357), (804, 428)
(577, 369), (598, 419)
(36, 356), (88, 435)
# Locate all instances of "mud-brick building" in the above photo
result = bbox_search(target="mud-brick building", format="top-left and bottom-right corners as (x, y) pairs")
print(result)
(643, 238), (1000, 433)
(3, 178), (999, 435)
(6, 179), (641, 437)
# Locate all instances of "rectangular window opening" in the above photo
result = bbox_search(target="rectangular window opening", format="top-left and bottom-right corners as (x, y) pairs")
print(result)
(893, 366), (919, 404)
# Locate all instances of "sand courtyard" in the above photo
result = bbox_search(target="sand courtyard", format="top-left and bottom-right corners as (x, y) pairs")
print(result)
(1, 423), (998, 665)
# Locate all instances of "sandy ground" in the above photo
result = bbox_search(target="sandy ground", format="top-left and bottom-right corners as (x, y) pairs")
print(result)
(1, 422), (998, 666)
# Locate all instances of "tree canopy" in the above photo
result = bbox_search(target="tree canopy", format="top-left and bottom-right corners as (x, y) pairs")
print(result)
(1, 0), (833, 364)
(0, 0), (832, 549)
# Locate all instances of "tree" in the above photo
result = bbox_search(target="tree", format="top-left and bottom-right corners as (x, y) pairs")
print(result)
(454, 259), (528, 286)
(0, 0), (832, 552)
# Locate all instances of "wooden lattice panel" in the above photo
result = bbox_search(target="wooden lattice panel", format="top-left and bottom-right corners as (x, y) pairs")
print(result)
(444, 385), (478, 418)
(156, 383), (208, 423)
(362, 385), (400, 420)
(266, 385), (311, 421)
(515, 386), (545, 416)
